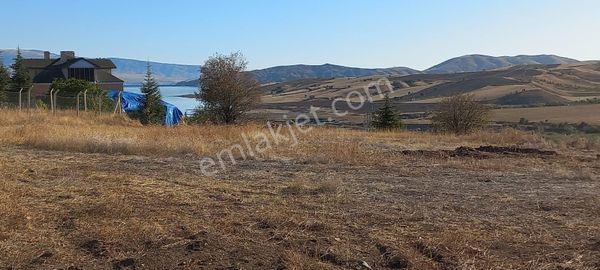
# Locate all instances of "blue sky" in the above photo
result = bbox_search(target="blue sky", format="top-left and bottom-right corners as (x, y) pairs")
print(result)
(1, 0), (599, 70)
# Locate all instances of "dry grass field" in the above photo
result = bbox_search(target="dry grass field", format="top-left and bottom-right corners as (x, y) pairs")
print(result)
(491, 104), (600, 124)
(1, 109), (599, 269)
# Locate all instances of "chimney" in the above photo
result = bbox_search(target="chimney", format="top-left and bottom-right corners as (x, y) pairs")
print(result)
(60, 51), (75, 61)
(43, 51), (50, 60)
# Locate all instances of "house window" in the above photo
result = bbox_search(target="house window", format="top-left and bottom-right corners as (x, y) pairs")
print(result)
(68, 68), (95, 81)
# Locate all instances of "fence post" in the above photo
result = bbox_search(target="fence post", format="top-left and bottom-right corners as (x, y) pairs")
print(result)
(53, 90), (60, 116)
(113, 91), (122, 115)
(98, 90), (103, 116)
(49, 89), (54, 114)
(27, 86), (32, 112)
(84, 89), (88, 112)
(94, 81), (99, 115)
(119, 91), (123, 115)
(18, 88), (23, 111)
(76, 91), (82, 117)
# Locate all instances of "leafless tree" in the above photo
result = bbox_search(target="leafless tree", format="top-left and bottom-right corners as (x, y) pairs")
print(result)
(196, 52), (261, 124)
(431, 94), (490, 134)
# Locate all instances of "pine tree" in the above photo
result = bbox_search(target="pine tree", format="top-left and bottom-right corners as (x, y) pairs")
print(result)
(139, 62), (165, 125)
(372, 94), (402, 130)
(0, 58), (10, 102)
(10, 47), (31, 91)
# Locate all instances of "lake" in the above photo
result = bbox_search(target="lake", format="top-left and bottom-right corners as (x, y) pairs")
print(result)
(123, 86), (200, 115)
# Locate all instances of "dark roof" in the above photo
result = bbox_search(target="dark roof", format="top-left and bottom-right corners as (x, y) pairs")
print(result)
(32, 69), (66, 83)
(96, 71), (124, 83)
(21, 59), (54, 68)
(48, 57), (98, 68)
(89, 59), (116, 69)
(22, 57), (117, 69)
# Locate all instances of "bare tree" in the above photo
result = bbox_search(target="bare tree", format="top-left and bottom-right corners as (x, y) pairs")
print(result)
(195, 52), (261, 124)
(431, 94), (490, 134)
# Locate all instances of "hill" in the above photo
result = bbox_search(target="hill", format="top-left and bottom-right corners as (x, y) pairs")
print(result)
(179, 55), (582, 85)
(2, 49), (588, 86)
(176, 64), (421, 86)
(251, 63), (420, 83)
(260, 63), (600, 111)
(109, 58), (199, 85)
(0, 49), (59, 66)
(425, 54), (580, 74)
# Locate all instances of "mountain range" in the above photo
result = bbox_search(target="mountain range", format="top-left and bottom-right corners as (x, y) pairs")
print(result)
(0, 49), (585, 85)
(109, 58), (199, 85)
(175, 55), (581, 86)
(425, 54), (580, 74)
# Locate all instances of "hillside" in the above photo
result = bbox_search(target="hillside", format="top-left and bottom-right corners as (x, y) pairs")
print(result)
(425, 54), (580, 74)
(260, 63), (600, 115)
(0, 49), (59, 66)
(179, 55), (583, 85)
(176, 64), (421, 86)
(109, 58), (199, 85)
(2, 50), (588, 86)
(251, 64), (420, 83)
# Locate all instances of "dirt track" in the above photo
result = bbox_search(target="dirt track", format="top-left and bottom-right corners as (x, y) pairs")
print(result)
(0, 147), (599, 269)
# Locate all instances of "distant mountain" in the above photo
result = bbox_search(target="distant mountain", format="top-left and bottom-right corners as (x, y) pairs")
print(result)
(251, 64), (421, 83)
(2, 49), (586, 85)
(177, 64), (421, 86)
(0, 49), (59, 66)
(425, 54), (580, 74)
(109, 58), (199, 85)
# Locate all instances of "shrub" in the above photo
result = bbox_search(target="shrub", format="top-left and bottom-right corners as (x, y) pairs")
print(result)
(195, 52), (261, 124)
(432, 94), (490, 135)
(35, 99), (48, 110)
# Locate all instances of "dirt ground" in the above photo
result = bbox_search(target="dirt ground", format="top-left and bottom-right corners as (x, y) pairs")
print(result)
(1, 146), (599, 270)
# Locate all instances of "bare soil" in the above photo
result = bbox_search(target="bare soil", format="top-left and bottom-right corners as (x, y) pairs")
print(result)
(1, 146), (599, 269)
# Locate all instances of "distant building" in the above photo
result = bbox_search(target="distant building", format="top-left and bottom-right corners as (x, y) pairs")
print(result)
(22, 51), (124, 94)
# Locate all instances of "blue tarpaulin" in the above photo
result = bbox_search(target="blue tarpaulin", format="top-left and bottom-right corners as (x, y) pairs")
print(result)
(108, 90), (184, 126)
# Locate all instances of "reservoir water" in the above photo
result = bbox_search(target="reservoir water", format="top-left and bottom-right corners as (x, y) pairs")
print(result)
(123, 86), (200, 115)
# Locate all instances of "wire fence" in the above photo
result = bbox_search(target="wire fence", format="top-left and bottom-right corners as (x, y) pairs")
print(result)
(1, 90), (118, 114)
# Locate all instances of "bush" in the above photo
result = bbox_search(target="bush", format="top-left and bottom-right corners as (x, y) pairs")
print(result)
(50, 78), (91, 97)
(35, 99), (48, 110)
(50, 78), (113, 111)
(432, 94), (490, 135)
(195, 52), (261, 124)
